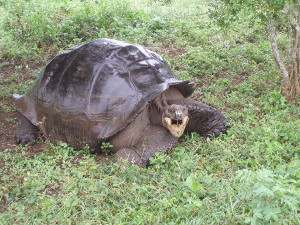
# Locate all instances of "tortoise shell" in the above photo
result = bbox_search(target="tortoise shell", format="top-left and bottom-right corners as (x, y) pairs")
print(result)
(15, 38), (194, 146)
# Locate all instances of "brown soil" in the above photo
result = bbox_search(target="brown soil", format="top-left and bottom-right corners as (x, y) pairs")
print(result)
(0, 110), (18, 151)
(231, 72), (249, 85)
(150, 42), (187, 58)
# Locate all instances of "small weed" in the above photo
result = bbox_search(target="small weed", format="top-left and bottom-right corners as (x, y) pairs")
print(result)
(0, 103), (15, 113)
(101, 142), (113, 155)
(4, 117), (16, 123)
(259, 90), (289, 112)
(149, 152), (169, 168)
(185, 175), (202, 192)
(15, 65), (23, 71)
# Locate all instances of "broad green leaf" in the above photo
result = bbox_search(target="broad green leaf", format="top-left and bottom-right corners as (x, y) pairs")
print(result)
(185, 175), (202, 192)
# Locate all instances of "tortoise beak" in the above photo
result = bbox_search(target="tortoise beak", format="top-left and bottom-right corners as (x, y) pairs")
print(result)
(163, 115), (189, 138)
(162, 104), (189, 138)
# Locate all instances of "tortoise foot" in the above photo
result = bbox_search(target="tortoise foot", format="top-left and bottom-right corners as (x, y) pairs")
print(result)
(203, 119), (230, 138)
(15, 114), (39, 146)
(15, 133), (38, 146)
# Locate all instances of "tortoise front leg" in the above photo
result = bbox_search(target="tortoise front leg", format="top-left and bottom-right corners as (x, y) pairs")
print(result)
(168, 99), (229, 137)
(15, 113), (40, 146)
(114, 126), (178, 166)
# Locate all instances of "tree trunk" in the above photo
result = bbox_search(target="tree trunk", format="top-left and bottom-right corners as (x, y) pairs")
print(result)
(268, 18), (300, 104)
(289, 12), (300, 100)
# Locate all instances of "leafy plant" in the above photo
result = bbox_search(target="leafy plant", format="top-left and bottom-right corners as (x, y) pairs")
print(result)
(235, 168), (300, 224)
(100, 142), (113, 155)
(0, 0), (149, 59)
(185, 175), (202, 192)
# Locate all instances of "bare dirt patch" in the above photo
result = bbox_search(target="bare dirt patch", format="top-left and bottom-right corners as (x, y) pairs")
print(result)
(0, 59), (43, 81)
(150, 42), (187, 58)
(231, 72), (249, 85)
(161, 44), (187, 58)
(0, 110), (18, 151)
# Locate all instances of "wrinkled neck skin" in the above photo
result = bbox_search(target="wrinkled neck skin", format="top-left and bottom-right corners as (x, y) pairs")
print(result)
(149, 87), (184, 126)
(110, 87), (185, 152)
(148, 103), (164, 127)
(149, 87), (188, 136)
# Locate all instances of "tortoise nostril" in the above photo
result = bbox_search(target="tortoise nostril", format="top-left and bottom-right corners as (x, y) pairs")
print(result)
(175, 111), (181, 120)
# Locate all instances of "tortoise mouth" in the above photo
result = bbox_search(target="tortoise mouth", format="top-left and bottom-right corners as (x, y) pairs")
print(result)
(172, 119), (183, 125)
(163, 116), (189, 138)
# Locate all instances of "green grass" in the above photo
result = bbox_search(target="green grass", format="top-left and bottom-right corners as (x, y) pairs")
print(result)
(0, 0), (299, 224)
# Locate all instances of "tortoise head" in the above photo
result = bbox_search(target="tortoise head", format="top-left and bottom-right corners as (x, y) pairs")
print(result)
(162, 104), (189, 138)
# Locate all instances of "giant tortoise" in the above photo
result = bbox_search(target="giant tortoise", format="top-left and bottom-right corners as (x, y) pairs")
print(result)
(14, 38), (229, 166)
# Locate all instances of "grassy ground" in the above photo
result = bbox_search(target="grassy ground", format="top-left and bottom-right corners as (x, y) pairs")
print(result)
(0, 0), (299, 224)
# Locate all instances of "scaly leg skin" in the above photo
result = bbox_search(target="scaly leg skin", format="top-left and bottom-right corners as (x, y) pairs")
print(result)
(15, 114), (40, 146)
(114, 126), (178, 166)
(168, 99), (229, 137)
